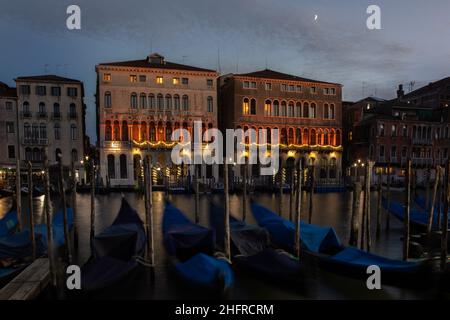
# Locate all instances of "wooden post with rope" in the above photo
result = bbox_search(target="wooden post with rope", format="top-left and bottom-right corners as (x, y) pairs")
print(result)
(295, 160), (303, 258)
(27, 161), (36, 260)
(143, 156), (154, 266)
(223, 160), (231, 261)
(43, 157), (56, 287)
(376, 168), (382, 239)
(243, 158), (248, 221)
(90, 159), (95, 255)
(58, 159), (72, 264)
(71, 161), (78, 250)
(428, 166), (441, 235)
(441, 161), (449, 271)
(403, 159), (412, 261)
(349, 181), (362, 247)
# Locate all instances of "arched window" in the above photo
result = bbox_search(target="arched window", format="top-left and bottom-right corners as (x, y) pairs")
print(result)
(120, 154), (127, 179)
(140, 93), (147, 108)
(71, 149), (78, 162)
(130, 93), (137, 109)
(54, 123), (60, 140)
(242, 98), (249, 115)
(140, 122), (147, 141)
(266, 127), (271, 144)
(324, 103), (329, 119)
(264, 100), (271, 116)
(320, 158), (328, 179)
(335, 130), (341, 146)
(273, 100), (280, 116)
(38, 102), (46, 114)
(70, 124), (77, 140)
(148, 94), (155, 109)
(24, 123), (31, 139)
(288, 102), (294, 117)
(317, 130), (323, 145)
(296, 128), (301, 144)
(207, 96), (213, 112)
(310, 129), (316, 145)
(296, 102), (302, 117)
(250, 99), (256, 115)
(23, 101), (30, 113)
(149, 122), (156, 141)
(166, 123), (173, 141)
(280, 128), (287, 144)
(132, 121), (139, 141)
(329, 158), (337, 179)
(107, 154), (115, 179)
(182, 95), (189, 111)
(113, 120), (120, 140)
(104, 91), (112, 108)
(69, 103), (76, 118)
(157, 94), (164, 110)
(39, 123), (47, 139)
(53, 103), (60, 117)
(329, 104), (335, 119)
(310, 103), (316, 118)
(165, 94), (172, 110)
(55, 148), (62, 163)
(303, 128), (309, 145)
(324, 130), (329, 145)
(288, 128), (294, 144)
(174, 95), (180, 110)
(303, 102), (309, 118)
(281, 101), (287, 117)
(25, 147), (32, 161)
(122, 121), (128, 141)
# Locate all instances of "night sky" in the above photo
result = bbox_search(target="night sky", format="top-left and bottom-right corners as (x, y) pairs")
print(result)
(1, 0), (449, 141)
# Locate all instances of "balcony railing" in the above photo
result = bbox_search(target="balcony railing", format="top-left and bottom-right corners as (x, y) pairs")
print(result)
(20, 111), (32, 118)
(102, 141), (132, 149)
(68, 112), (78, 120)
(37, 111), (48, 119)
(22, 137), (49, 146)
(412, 138), (432, 145)
(51, 112), (62, 120)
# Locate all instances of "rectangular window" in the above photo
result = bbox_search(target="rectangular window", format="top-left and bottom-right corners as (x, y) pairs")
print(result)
(281, 84), (287, 91)
(173, 77), (180, 85)
(7, 145), (15, 159)
(5, 102), (12, 110)
(296, 85), (302, 92)
(6, 121), (14, 133)
(51, 86), (61, 96)
(243, 81), (249, 89)
(402, 146), (407, 157)
(265, 83), (272, 90)
(155, 76), (163, 84)
(67, 87), (78, 97)
(139, 75), (146, 82)
(289, 85), (295, 92)
(391, 146), (397, 158)
(20, 85), (30, 95)
(379, 146), (385, 157)
(330, 88), (336, 95)
(36, 86), (46, 96)
(103, 73), (111, 81)
(250, 81), (257, 89)
(310, 86), (316, 94)
(130, 75), (137, 83)
(181, 78), (189, 85)
(207, 79), (213, 87)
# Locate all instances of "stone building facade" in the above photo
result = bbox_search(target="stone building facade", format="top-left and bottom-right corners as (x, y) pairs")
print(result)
(96, 53), (219, 188)
(218, 69), (343, 186)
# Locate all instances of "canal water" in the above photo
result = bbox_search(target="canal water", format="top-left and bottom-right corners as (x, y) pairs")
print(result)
(0, 191), (442, 299)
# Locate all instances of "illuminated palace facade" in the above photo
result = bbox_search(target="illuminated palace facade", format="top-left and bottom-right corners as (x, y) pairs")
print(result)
(218, 69), (343, 185)
(96, 53), (219, 187)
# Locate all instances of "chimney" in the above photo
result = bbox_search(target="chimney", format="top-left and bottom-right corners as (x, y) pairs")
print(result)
(397, 84), (404, 98)
(147, 53), (165, 65)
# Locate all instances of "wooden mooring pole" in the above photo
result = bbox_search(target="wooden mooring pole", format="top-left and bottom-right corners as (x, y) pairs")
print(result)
(385, 163), (391, 231)
(428, 166), (441, 235)
(58, 160), (72, 264)
(376, 168), (382, 239)
(90, 159), (95, 254)
(278, 165), (283, 216)
(403, 159), (412, 261)
(308, 164), (315, 224)
(243, 158), (248, 221)
(143, 156), (155, 266)
(15, 158), (22, 231)
(43, 158), (56, 287)
(194, 164), (199, 223)
(365, 161), (374, 251)
(70, 161), (78, 250)
(27, 161), (36, 260)
(295, 160), (302, 258)
(223, 160), (231, 261)
(441, 161), (449, 271)
(349, 181), (362, 247)
(289, 165), (294, 222)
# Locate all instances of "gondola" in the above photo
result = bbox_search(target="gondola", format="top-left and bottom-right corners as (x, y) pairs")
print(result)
(0, 188), (13, 199)
(251, 202), (431, 287)
(382, 197), (442, 232)
(209, 202), (304, 288)
(0, 204), (18, 237)
(80, 198), (146, 292)
(162, 202), (234, 292)
(21, 186), (45, 198)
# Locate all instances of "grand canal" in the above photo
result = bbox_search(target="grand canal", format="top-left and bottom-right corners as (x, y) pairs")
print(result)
(0, 190), (444, 299)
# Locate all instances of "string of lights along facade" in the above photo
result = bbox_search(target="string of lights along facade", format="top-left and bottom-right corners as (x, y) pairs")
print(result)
(96, 53), (219, 187)
(15, 75), (86, 172)
(218, 69), (343, 185)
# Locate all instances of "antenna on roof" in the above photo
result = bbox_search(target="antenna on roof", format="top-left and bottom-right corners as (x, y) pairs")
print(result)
(265, 57), (268, 69)
(408, 81), (416, 92)
(217, 47), (221, 74)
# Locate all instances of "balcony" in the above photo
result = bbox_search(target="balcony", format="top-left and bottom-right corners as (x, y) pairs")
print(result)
(68, 112), (78, 120)
(37, 111), (48, 119)
(20, 111), (32, 118)
(102, 141), (132, 149)
(51, 112), (62, 120)
(22, 137), (49, 146)
(412, 138), (432, 145)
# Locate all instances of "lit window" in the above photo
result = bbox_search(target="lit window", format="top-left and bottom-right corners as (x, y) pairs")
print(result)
(173, 77), (180, 85)
(103, 73), (111, 81)
(156, 76), (163, 84)
(242, 98), (249, 115)
(130, 75), (137, 83)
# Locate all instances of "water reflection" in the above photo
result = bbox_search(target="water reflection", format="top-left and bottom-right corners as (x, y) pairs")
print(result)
(0, 191), (439, 299)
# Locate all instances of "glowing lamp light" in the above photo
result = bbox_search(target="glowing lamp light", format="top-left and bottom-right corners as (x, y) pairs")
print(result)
(287, 150), (296, 158)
